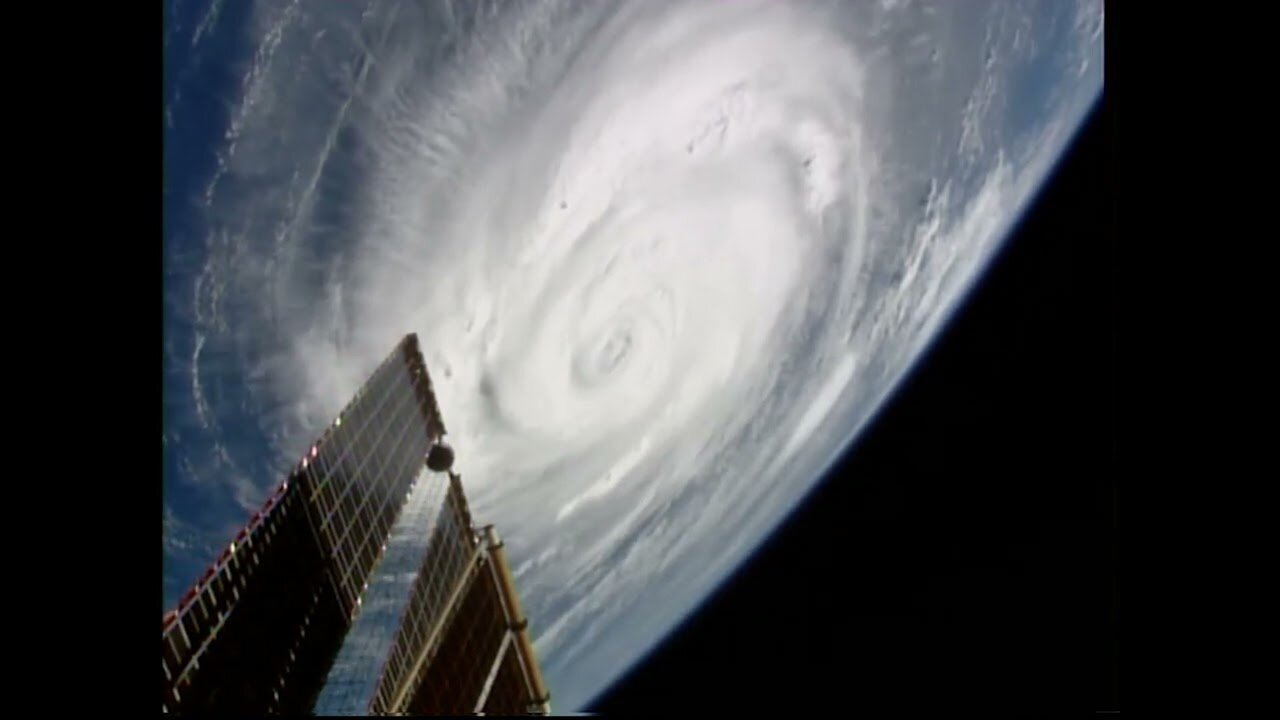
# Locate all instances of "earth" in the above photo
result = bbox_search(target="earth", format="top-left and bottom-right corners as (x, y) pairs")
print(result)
(163, 0), (1104, 711)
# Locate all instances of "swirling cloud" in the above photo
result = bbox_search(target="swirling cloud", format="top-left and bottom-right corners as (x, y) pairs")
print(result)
(166, 0), (1103, 709)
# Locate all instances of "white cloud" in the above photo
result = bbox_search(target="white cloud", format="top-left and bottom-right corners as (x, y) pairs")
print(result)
(168, 0), (1104, 711)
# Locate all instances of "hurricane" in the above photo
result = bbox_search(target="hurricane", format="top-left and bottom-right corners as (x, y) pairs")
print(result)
(164, 0), (1104, 709)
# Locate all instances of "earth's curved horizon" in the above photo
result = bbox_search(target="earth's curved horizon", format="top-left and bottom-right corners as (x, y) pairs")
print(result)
(163, 0), (1104, 711)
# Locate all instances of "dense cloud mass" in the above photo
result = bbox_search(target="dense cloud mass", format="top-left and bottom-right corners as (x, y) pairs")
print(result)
(164, 0), (1103, 709)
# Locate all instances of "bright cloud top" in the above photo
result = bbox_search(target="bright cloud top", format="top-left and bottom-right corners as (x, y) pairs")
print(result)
(168, 0), (1103, 710)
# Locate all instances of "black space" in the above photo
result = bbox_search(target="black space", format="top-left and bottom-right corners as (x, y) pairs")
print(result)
(589, 93), (1115, 715)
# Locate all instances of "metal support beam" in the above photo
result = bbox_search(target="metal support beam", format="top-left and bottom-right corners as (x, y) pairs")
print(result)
(473, 631), (515, 714)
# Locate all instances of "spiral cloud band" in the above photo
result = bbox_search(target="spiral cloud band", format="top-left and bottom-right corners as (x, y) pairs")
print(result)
(165, 0), (1103, 709)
